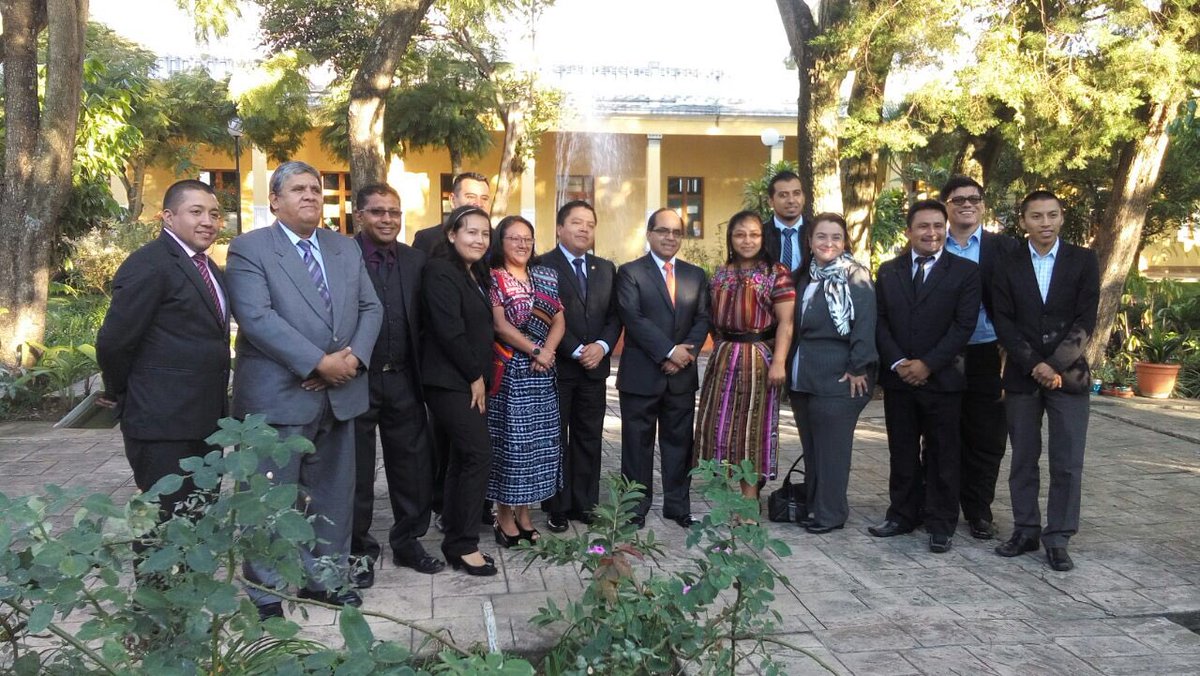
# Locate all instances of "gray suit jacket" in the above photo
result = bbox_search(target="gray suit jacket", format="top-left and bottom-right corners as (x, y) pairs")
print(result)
(226, 222), (383, 424)
(787, 263), (878, 397)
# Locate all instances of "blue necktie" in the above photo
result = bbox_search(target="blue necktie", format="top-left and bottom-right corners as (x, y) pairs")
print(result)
(297, 240), (332, 313)
(782, 228), (797, 270)
(572, 257), (588, 301)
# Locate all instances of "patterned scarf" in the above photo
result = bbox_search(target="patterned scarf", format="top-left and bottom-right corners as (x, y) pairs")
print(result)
(809, 253), (856, 336)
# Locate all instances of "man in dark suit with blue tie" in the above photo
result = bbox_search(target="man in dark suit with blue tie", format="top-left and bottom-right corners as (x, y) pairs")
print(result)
(761, 170), (810, 273)
(349, 183), (444, 588)
(992, 190), (1099, 572)
(538, 200), (622, 532)
(226, 161), (382, 618)
(870, 199), (981, 553)
(616, 208), (710, 529)
(97, 180), (231, 537)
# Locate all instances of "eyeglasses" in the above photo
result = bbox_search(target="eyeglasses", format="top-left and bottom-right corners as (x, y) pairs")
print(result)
(363, 208), (402, 218)
(946, 195), (984, 206)
(650, 228), (685, 239)
(504, 236), (534, 246)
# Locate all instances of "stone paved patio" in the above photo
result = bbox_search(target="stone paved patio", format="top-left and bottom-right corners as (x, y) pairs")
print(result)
(1, 386), (1197, 674)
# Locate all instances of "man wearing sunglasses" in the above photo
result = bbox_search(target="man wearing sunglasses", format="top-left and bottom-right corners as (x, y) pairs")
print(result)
(939, 176), (1018, 541)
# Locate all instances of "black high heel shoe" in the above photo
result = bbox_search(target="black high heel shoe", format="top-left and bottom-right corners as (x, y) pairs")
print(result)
(494, 523), (521, 548)
(517, 526), (541, 544)
(449, 552), (498, 576)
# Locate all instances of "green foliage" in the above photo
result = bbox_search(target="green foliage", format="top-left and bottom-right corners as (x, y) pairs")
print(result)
(0, 415), (535, 674)
(231, 51), (315, 162)
(130, 68), (236, 177)
(742, 160), (802, 222)
(10, 342), (98, 410)
(870, 187), (908, 269)
(258, 0), (376, 76)
(523, 461), (820, 675)
(1148, 100), (1200, 241)
(44, 293), (111, 348)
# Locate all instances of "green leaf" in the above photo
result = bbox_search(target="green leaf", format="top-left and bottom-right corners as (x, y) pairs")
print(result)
(146, 473), (184, 498)
(338, 605), (374, 654)
(12, 653), (41, 676)
(26, 603), (55, 633)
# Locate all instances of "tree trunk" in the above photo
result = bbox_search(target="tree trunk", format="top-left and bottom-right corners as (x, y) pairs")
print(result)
(449, 144), (463, 178)
(774, 0), (817, 212)
(952, 126), (1006, 187)
(491, 99), (529, 218)
(0, 0), (89, 367)
(1085, 97), (1182, 368)
(346, 0), (433, 190)
(840, 54), (890, 258)
(122, 157), (148, 222)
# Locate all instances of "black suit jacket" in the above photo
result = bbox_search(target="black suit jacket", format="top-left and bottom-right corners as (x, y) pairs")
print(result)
(97, 232), (231, 440)
(992, 241), (1100, 395)
(970, 229), (1019, 321)
(355, 234), (426, 381)
(762, 216), (810, 271)
(615, 254), (710, 396)
(875, 249), (981, 392)
(412, 223), (442, 255)
(419, 257), (495, 392)
(537, 248), (623, 381)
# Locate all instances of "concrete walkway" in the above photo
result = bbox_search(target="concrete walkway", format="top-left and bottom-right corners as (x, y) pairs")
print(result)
(1, 390), (1197, 674)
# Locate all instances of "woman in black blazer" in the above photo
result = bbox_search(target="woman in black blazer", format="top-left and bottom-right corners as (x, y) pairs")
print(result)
(786, 213), (878, 533)
(421, 205), (498, 576)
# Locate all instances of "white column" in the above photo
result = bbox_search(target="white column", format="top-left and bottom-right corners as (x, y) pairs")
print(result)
(521, 157), (537, 228)
(646, 133), (663, 217)
(769, 139), (784, 165)
(250, 146), (270, 230)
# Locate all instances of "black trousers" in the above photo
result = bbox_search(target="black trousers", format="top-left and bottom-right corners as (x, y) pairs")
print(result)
(424, 386), (492, 559)
(545, 376), (608, 517)
(790, 391), (869, 528)
(352, 369), (432, 563)
(882, 388), (962, 537)
(122, 432), (215, 524)
(959, 342), (1008, 522)
(619, 390), (695, 518)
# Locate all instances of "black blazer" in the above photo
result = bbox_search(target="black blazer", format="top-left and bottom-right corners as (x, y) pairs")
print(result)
(992, 241), (1100, 395)
(787, 263), (879, 397)
(411, 223), (442, 255)
(970, 229), (1019, 321)
(762, 216), (810, 270)
(615, 254), (710, 396)
(419, 257), (495, 392)
(537, 247), (623, 381)
(355, 235), (426, 380)
(96, 232), (231, 440)
(875, 249), (981, 392)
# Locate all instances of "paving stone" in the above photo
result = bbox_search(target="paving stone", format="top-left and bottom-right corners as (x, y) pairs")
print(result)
(964, 643), (1104, 675)
(1084, 654), (1200, 675)
(900, 646), (1000, 675)
(1083, 589), (1168, 615)
(1116, 616), (1200, 655)
(836, 650), (921, 675)
(1056, 634), (1157, 658)
(902, 620), (979, 648)
(816, 622), (921, 653)
(1133, 584), (1200, 612)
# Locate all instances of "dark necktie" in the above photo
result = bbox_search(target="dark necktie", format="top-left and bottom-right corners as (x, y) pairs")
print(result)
(782, 228), (797, 270)
(192, 253), (223, 325)
(297, 240), (333, 313)
(572, 257), (588, 301)
(913, 255), (933, 292)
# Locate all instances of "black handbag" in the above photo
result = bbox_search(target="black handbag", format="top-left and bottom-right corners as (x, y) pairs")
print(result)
(767, 455), (806, 523)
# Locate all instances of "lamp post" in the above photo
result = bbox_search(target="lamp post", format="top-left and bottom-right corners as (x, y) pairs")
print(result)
(227, 116), (244, 234)
(760, 128), (783, 165)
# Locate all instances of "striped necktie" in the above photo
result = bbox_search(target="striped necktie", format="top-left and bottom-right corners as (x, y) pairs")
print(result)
(191, 253), (223, 325)
(297, 240), (332, 313)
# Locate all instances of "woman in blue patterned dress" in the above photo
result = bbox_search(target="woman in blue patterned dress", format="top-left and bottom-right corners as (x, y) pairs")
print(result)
(487, 215), (565, 547)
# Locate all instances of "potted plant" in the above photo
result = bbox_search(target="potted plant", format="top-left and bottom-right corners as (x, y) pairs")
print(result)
(1099, 356), (1135, 397)
(1132, 324), (1191, 398)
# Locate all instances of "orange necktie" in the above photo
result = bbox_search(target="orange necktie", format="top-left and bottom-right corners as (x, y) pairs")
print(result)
(664, 261), (676, 306)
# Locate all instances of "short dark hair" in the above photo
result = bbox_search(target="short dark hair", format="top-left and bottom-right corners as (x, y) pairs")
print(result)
(724, 210), (773, 265)
(556, 199), (596, 227)
(1019, 189), (1063, 216)
(434, 205), (493, 290)
(906, 199), (948, 227)
(767, 170), (802, 198)
(646, 207), (677, 232)
(939, 175), (984, 202)
(452, 172), (489, 194)
(163, 179), (216, 212)
(489, 215), (536, 268)
(354, 182), (399, 211)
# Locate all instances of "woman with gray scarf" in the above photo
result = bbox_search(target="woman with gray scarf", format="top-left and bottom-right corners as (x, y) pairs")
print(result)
(786, 213), (878, 533)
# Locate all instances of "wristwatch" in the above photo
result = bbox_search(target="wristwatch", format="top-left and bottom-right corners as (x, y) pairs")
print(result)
(532, 347), (542, 357)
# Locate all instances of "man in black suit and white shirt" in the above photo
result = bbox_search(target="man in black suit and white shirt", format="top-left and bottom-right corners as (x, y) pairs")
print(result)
(539, 201), (622, 532)
(870, 199), (981, 553)
(412, 172), (491, 255)
(97, 180), (231, 536)
(940, 176), (1019, 540)
(350, 183), (444, 588)
(616, 208), (710, 529)
(992, 190), (1099, 572)
(761, 170), (810, 273)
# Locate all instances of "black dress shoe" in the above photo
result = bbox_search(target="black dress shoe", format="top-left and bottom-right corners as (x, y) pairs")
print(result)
(546, 513), (570, 533)
(567, 510), (595, 526)
(257, 602), (284, 621)
(629, 514), (646, 529)
(868, 520), (914, 538)
(994, 533), (1039, 557)
(805, 523), (844, 534)
(796, 515), (815, 528)
(968, 518), (996, 540)
(494, 523), (522, 548)
(1046, 546), (1074, 571)
(929, 534), (953, 553)
(449, 553), (498, 577)
(394, 553), (446, 575)
(668, 514), (700, 529)
(350, 564), (375, 589)
(297, 588), (363, 607)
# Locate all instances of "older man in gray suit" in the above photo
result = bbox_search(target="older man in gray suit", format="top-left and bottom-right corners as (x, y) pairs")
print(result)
(226, 161), (382, 619)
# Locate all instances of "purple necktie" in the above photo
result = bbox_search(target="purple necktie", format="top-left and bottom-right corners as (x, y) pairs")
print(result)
(192, 253), (224, 325)
(297, 240), (332, 313)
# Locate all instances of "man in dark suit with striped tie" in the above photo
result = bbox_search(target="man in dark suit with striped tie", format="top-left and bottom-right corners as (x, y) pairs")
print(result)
(97, 180), (232, 536)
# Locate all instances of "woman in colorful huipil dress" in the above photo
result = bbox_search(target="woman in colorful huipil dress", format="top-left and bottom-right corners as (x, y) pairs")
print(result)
(486, 215), (565, 547)
(695, 210), (796, 504)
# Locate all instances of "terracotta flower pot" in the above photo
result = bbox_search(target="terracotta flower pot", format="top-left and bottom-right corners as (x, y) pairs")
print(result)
(1134, 362), (1181, 399)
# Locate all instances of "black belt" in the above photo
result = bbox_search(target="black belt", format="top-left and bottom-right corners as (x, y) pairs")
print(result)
(718, 331), (767, 343)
